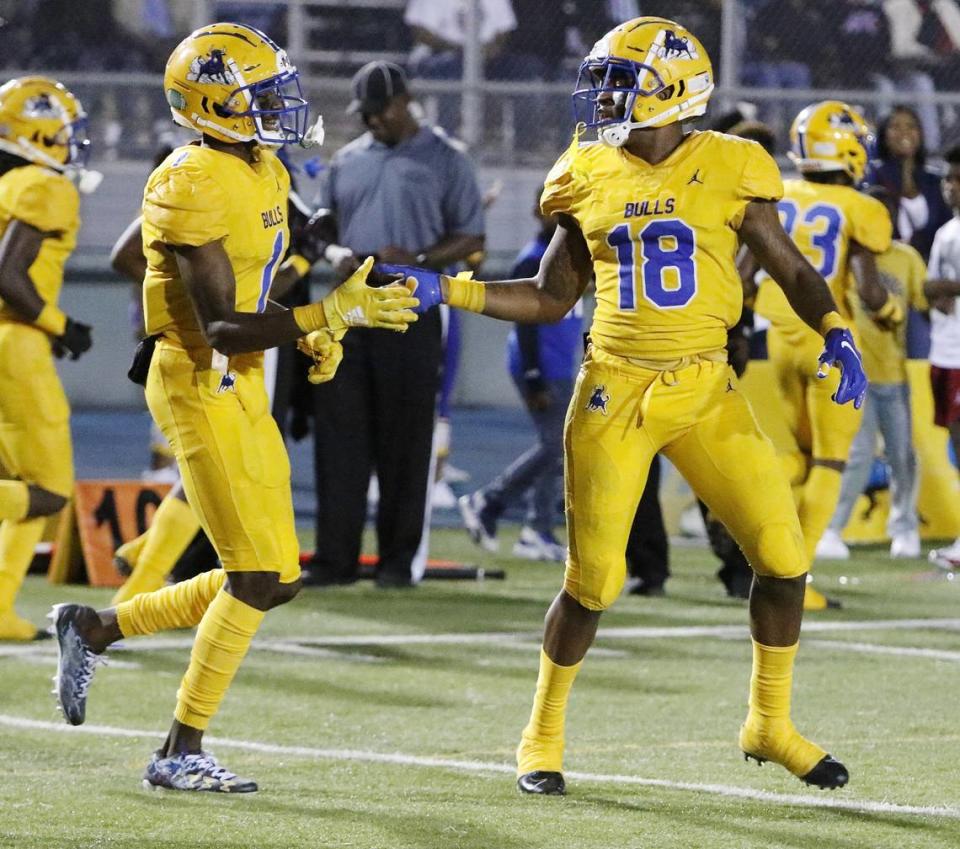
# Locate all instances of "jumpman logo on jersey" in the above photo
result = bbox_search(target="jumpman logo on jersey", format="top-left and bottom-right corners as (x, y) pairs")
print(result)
(586, 384), (610, 415)
(688, 169), (704, 185)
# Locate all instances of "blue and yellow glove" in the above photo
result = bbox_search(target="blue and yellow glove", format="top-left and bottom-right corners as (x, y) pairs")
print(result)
(817, 319), (868, 409)
(374, 263), (484, 314)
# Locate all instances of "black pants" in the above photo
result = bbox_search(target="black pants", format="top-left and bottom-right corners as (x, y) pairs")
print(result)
(310, 309), (442, 581)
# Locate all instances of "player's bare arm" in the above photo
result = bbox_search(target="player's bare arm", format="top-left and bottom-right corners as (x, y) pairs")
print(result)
(0, 219), (49, 321)
(111, 216), (147, 285)
(739, 199), (839, 334)
(177, 241), (417, 356)
(737, 244), (761, 303)
(175, 240), (305, 355)
(439, 214), (591, 323)
(848, 242), (887, 312)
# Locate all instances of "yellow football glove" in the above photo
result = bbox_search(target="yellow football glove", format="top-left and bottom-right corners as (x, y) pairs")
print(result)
(292, 256), (419, 335)
(871, 294), (905, 330)
(298, 328), (345, 384)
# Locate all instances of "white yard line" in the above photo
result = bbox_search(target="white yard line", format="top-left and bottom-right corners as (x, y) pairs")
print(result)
(806, 639), (960, 662)
(2, 617), (959, 659)
(1, 713), (957, 821)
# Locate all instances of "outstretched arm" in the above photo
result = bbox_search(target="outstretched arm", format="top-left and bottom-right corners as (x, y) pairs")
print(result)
(738, 199), (839, 334)
(176, 242), (417, 356)
(440, 214), (592, 323)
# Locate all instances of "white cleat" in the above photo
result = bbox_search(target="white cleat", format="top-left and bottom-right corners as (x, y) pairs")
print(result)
(815, 530), (850, 561)
(890, 531), (921, 559)
(929, 539), (960, 571)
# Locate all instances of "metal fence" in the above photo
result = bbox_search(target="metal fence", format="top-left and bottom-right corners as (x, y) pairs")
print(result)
(4, 0), (960, 163)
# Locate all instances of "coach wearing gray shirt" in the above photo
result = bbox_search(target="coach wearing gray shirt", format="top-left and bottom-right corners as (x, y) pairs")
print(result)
(305, 61), (485, 588)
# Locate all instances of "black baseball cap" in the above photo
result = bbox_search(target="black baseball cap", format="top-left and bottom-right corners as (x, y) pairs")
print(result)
(347, 61), (409, 115)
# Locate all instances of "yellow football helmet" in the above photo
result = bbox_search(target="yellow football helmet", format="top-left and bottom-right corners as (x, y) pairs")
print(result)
(789, 101), (872, 183)
(0, 76), (89, 170)
(573, 17), (714, 147)
(164, 22), (308, 145)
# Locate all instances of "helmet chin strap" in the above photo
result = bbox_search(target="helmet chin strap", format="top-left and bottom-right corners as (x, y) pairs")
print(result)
(600, 120), (640, 147)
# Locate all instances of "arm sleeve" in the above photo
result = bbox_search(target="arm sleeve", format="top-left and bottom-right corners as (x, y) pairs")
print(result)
(13, 173), (79, 234)
(142, 164), (229, 246)
(851, 194), (894, 255)
(731, 140), (783, 229)
(442, 152), (485, 236)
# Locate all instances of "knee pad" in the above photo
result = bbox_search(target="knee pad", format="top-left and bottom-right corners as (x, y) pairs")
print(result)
(752, 522), (807, 579)
(563, 557), (625, 611)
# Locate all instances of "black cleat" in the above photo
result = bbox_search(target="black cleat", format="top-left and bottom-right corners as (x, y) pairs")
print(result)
(50, 603), (105, 726)
(517, 770), (566, 796)
(743, 751), (849, 790)
(801, 755), (849, 790)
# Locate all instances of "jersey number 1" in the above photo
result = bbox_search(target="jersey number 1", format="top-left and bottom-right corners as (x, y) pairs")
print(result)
(607, 219), (697, 310)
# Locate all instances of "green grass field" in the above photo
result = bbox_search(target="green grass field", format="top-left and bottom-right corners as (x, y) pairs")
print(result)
(3, 528), (960, 849)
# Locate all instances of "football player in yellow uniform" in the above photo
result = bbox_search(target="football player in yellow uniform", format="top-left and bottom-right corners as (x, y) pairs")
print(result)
(386, 17), (866, 795)
(50, 23), (418, 793)
(753, 102), (895, 610)
(0, 77), (93, 641)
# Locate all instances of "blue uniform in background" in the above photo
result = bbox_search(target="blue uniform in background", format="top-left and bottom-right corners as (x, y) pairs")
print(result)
(476, 231), (583, 552)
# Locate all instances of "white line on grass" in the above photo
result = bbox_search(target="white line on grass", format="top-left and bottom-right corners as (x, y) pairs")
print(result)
(1, 713), (957, 821)
(806, 639), (960, 662)
(2, 616), (958, 659)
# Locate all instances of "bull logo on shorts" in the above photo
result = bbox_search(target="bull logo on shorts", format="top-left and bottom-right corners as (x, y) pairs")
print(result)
(217, 371), (237, 393)
(586, 384), (610, 415)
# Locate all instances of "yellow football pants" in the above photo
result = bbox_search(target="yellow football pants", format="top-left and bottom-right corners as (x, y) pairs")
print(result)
(767, 326), (863, 464)
(564, 346), (806, 611)
(0, 323), (74, 496)
(145, 340), (299, 582)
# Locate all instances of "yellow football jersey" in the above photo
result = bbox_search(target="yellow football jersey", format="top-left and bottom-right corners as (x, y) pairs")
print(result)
(541, 130), (782, 360)
(142, 143), (290, 349)
(854, 240), (927, 384)
(0, 164), (79, 324)
(755, 179), (892, 331)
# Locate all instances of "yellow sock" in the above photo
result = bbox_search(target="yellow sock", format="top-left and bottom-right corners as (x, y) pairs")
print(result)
(516, 648), (582, 774)
(739, 639), (826, 777)
(173, 589), (265, 730)
(0, 517), (46, 613)
(0, 481), (28, 522)
(112, 498), (200, 605)
(798, 465), (843, 564)
(116, 569), (226, 637)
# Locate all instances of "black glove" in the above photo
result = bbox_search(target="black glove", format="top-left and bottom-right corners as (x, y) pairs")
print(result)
(55, 318), (92, 360)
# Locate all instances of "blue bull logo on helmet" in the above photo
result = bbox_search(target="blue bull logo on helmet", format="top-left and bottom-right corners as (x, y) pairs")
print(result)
(586, 384), (610, 415)
(188, 49), (236, 86)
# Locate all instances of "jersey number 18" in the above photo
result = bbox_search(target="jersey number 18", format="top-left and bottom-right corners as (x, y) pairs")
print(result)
(607, 219), (697, 310)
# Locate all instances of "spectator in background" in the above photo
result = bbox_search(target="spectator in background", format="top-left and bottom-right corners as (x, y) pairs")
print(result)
(459, 187), (581, 561)
(879, 0), (942, 149)
(305, 62), (484, 588)
(922, 145), (960, 569)
(817, 186), (927, 560)
(405, 0), (518, 135)
(868, 105), (951, 262)
(741, 0), (821, 136)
